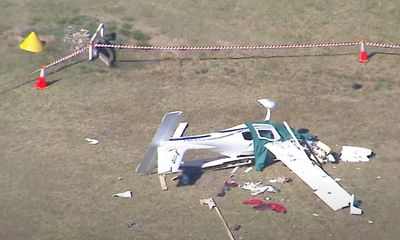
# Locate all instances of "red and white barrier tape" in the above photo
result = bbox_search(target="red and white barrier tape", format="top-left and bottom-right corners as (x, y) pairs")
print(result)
(94, 41), (360, 51)
(33, 41), (400, 73)
(365, 42), (400, 49)
(32, 47), (88, 73)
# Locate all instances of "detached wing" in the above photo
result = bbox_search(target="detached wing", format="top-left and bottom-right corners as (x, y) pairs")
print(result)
(265, 122), (362, 213)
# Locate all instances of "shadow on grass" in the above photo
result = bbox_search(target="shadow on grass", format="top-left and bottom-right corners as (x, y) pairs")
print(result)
(176, 166), (204, 187)
(367, 51), (400, 59)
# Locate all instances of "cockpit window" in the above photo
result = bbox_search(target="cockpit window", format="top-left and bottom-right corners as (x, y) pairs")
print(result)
(257, 130), (274, 139)
(242, 131), (253, 140)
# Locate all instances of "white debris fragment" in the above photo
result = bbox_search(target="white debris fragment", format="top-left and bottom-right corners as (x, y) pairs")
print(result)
(244, 167), (253, 173)
(312, 213), (319, 217)
(377, 176), (381, 179)
(327, 154), (336, 163)
(231, 166), (239, 174)
(118, 177), (123, 180)
(368, 220), (374, 224)
(113, 191), (133, 198)
(269, 177), (292, 183)
(85, 138), (100, 145)
(334, 178), (342, 182)
(171, 175), (180, 181)
(241, 182), (279, 195)
(340, 146), (372, 162)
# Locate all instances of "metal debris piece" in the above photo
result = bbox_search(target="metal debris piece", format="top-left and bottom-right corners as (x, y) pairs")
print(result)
(127, 222), (136, 229)
(352, 83), (363, 90)
(231, 166), (239, 175)
(85, 137), (100, 145)
(231, 224), (241, 231)
(113, 191), (133, 198)
(244, 167), (253, 173)
(159, 174), (168, 191)
(340, 146), (372, 162)
(269, 177), (292, 183)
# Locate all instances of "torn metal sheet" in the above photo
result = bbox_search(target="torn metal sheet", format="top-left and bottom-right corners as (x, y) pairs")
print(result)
(341, 146), (372, 162)
(113, 191), (133, 198)
(85, 137), (100, 145)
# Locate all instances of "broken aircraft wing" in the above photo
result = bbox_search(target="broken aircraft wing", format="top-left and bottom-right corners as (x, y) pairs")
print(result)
(265, 121), (362, 214)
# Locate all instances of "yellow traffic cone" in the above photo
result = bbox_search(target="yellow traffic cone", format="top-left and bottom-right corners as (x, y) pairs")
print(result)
(19, 32), (44, 53)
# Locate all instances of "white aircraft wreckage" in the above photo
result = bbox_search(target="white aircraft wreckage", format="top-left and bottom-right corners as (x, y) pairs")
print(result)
(136, 99), (371, 214)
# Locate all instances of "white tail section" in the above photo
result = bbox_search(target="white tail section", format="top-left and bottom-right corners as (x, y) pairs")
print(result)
(135, 111), (183, 174)
(157, 145), (186, 173)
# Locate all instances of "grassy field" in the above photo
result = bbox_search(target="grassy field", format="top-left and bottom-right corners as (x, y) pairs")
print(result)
(1, 1), (400, 239)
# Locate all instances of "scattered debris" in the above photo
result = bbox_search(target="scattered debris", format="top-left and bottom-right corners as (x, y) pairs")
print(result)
(241, 182), (279, 195)
(265, 197), (272, 201)
(368, 220), (374, 224)
(159, 174), (168, 191)
(64, 26), (90, 51)
(127, 222), (137, 229)
(377, 176), (381, 179)
(200, 198), (235, 240)
(243, 198), (286, 213)
(231, 166), (239, 175)
(171, 175), (180, 181)
(327, 154), (336, 163)
(334, 178), (342, 182)
(113, 191), (133, 198)
(244, 167), (253, 173)
(117, 177), (123, 180)
(340, 146), (372, 162)
(231, 224), (241, 231)
(225, 179), (238, 187)
(352, 83), (363, 90)
(217, 179), (238, 197)
(85, 137), (100, 145)
(269, 177), (292, 184)
(308, 141), (333, 164)
(312, 213), (320, 217)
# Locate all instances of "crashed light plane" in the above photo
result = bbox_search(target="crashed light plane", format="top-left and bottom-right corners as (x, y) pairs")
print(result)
(136, 99), (363, 214)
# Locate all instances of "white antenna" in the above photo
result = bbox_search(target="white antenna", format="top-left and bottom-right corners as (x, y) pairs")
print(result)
(257, 99), (277, 121)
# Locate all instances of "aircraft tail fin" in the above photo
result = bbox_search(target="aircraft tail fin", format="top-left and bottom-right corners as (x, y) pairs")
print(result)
(135, 111), (183, 174)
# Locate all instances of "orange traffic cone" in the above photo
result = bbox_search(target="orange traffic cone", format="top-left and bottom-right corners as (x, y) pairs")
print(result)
(358, 41), (368, 63)
(34, 67), (48, 90)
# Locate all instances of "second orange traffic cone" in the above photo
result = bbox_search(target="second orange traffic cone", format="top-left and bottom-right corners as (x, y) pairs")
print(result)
(34, 67), (48, 90)
(358, 41), (369, 63)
